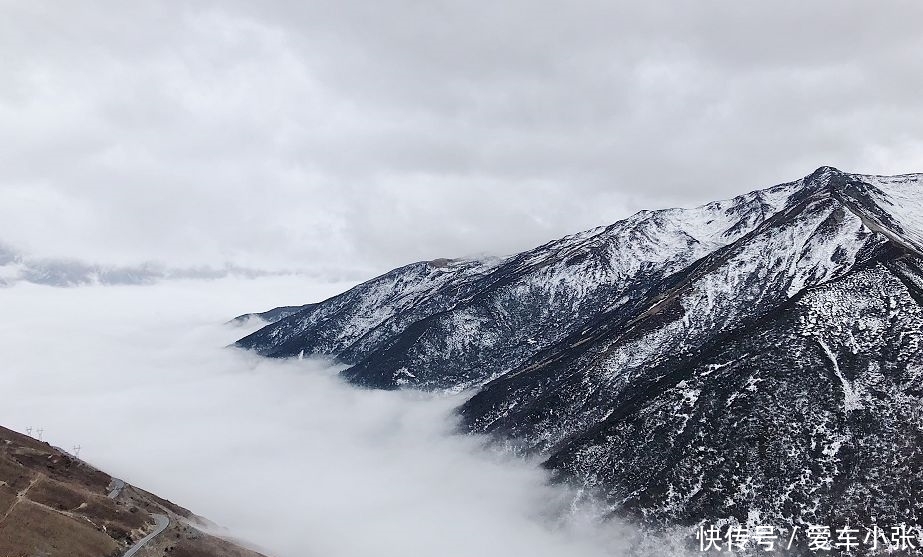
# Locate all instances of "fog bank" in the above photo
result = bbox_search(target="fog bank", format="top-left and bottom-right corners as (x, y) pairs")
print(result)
(0, 277), (652, 556)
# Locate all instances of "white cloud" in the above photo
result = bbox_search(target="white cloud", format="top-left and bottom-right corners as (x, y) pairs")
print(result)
(0, 276), (667, 557)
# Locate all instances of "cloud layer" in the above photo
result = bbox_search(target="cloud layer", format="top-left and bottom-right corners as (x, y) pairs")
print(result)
(0, 277), (674, 557)
(2, 1), (922, 273)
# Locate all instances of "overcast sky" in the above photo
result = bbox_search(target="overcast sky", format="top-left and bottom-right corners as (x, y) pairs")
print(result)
(2, 1), (922, 276)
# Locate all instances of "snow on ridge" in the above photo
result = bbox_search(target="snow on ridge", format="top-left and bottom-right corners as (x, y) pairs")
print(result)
(852, 172), (923, 253)
(594, 194), (880, 384)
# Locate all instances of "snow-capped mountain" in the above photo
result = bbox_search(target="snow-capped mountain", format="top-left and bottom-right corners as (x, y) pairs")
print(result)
(236, 167), (923, 541)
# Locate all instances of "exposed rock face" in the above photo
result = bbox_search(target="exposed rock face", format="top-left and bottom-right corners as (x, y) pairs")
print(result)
(236, 167), (923, 540)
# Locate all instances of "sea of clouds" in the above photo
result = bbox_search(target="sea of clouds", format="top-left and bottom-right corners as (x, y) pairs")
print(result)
(0, 276), (681, 557)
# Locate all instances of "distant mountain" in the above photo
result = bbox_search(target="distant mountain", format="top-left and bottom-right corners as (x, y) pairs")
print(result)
(0, 245), (309, 288)
(236, 167), (923, 547)
(229, 304), (317, 326)
(0, 425), (268, 557)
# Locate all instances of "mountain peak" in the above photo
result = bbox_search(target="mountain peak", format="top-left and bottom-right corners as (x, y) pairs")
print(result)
(810, 164), (844, 176)
(801, 165), (849, 193)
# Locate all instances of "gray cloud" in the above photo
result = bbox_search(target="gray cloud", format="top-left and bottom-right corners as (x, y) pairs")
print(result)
(0, 240), (365, 287)
(1, 1), (921, 274)
(0, 277), (692, 557)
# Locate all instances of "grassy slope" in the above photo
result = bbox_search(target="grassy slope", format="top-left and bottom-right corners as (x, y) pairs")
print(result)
(0, 425), (270, 557)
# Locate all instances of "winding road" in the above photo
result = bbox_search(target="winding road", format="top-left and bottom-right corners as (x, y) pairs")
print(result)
(107, 478), (125, 499)
(107, 478), (171, 557)
(122, 513), (170, 557)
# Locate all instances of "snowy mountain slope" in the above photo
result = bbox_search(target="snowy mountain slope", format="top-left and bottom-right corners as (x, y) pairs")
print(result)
(236, 178), (804, 389)
(236, 166), (923, 544)
(540, 251), (923, 532)
(460, 169), (892, 451)
(845, 171), (923, 254)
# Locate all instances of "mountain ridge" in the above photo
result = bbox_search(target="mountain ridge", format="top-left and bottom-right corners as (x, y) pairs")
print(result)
(236, 169), (819, 387)
(236, 167), (922, 385)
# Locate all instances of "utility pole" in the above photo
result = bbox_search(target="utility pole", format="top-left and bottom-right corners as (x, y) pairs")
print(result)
(73, 445), (81, 458)
(36, 428), (44, 442)
(26, 426), (33, 436)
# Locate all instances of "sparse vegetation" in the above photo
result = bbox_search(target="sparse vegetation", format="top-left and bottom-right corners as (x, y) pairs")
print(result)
(0, 426), (268, 557)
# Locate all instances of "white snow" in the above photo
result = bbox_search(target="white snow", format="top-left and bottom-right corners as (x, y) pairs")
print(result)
(815, 338), (863, 412)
